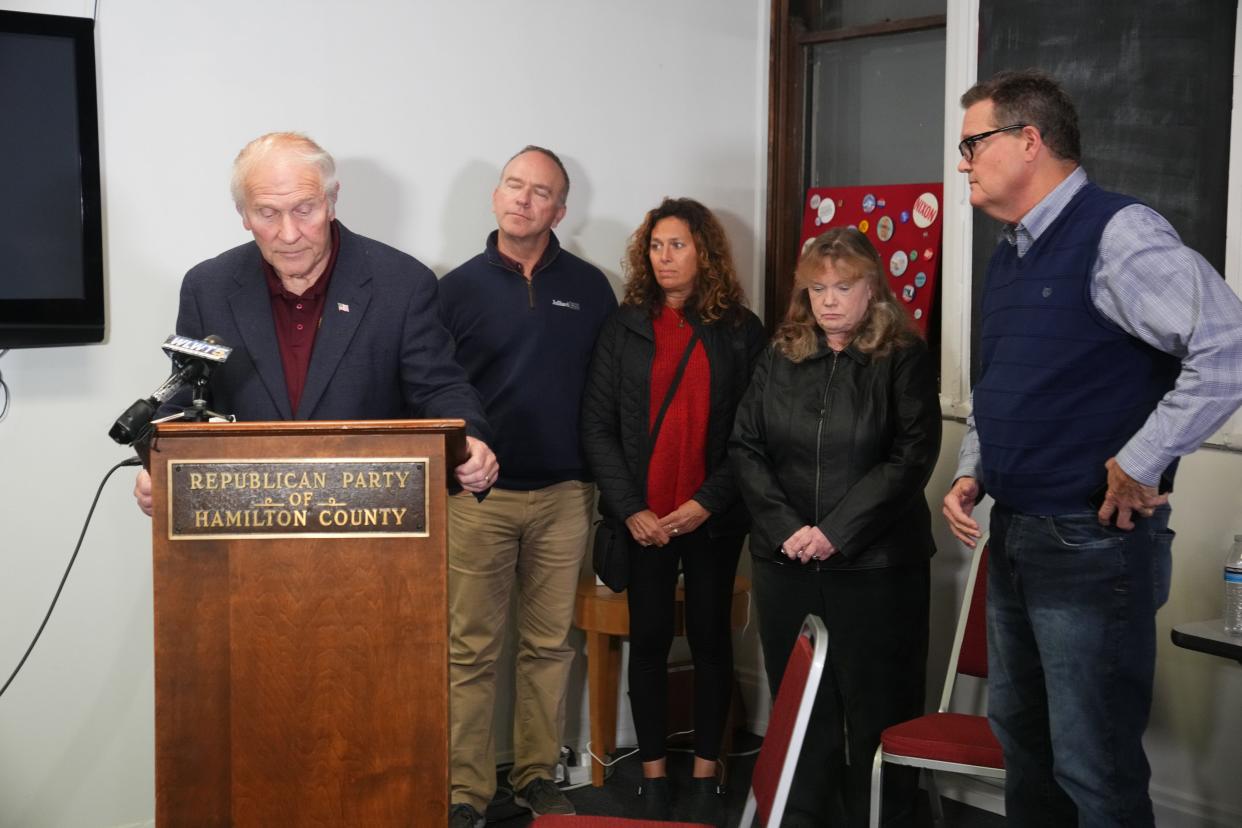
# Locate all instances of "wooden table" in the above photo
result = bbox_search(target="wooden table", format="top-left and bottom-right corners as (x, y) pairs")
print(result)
(1171, 619), (1242, 665)
(573, 576), (751, 787)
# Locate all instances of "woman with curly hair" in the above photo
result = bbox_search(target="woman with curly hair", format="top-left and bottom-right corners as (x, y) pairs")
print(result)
(581, 197), (766, 823)
(730, 227), (941, 827)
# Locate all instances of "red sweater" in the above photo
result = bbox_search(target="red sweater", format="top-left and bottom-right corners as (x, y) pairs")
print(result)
(646, 306), (711, 517)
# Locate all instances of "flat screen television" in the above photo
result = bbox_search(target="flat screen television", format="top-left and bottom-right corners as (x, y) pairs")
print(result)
(0, 10), (103, 348)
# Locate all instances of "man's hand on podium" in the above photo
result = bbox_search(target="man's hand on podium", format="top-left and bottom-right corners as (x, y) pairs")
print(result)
(134, 468), (153, 516)
(456, 436), (499, 493)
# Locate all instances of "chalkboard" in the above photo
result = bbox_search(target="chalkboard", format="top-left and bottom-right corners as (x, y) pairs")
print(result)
(969, 0), (1236, 382)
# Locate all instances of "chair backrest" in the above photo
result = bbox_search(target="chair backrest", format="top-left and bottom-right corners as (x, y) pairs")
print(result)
(938, 539), (990, 712)
(741, 614), (828, 827)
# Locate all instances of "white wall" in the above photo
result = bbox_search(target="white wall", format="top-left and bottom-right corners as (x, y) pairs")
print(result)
(0, 2), (770, 825)
(3, 3), (1241, 827)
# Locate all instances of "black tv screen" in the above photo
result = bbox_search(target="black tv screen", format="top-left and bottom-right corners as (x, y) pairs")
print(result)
(0, 10), (103, 348)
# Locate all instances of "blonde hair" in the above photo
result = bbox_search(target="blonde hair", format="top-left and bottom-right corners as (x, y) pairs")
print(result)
(774, 227), (917, 362)
(231, 132), (338, 211)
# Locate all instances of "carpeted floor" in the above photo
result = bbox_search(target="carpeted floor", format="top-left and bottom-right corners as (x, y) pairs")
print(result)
(483, 732), (1006, 826)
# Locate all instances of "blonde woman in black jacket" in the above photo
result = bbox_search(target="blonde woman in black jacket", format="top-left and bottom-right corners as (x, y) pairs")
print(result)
(729, 228), (941, 828)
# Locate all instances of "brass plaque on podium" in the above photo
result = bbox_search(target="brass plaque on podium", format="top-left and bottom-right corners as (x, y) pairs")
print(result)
(167, 458), (429, 539)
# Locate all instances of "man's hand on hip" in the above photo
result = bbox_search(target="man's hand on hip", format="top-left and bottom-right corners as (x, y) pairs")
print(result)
(1098, 457), (1167, 531)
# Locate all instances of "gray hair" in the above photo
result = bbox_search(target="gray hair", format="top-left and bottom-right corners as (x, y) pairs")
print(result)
(504, 144), (570, 205)
(230, 132), (339, 211)
(961, 70), (1082, 163)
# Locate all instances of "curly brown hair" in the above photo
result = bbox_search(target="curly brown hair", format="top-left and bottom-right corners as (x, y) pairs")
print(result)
(621, 197), (747, 324)
(775, 227), (918, 363)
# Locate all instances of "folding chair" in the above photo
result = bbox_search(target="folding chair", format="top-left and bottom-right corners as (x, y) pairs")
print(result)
(868, 539), (1003, 827)
(534, 614), (829, 828)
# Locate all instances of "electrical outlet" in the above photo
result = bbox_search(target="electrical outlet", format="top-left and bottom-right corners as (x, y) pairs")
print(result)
(554, 745), (597, 787)
(556, 763), (593, 786)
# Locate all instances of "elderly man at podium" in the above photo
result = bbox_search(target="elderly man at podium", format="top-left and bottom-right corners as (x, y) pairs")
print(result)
(132, 131), (497, 514)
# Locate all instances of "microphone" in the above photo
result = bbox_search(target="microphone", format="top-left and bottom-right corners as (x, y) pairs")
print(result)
(108, 335), (232, 445)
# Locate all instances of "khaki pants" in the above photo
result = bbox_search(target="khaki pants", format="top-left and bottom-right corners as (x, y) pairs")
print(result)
(448, 480), (593, 811)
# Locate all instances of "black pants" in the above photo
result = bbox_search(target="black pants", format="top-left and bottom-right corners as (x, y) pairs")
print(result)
(753, 557), (930, 828)
(626, 528), (744, 763)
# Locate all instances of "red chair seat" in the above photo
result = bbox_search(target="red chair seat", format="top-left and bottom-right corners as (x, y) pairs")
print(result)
(880, 712), (1003, 769)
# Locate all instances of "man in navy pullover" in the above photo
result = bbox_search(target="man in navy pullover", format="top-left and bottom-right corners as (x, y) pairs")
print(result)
(943, 71), (1242, 826)
(439, 146), (616, 828)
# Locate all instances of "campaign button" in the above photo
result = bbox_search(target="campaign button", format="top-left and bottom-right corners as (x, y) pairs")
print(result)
(913, 192), (939, 228)
(890, 250), (908, 277)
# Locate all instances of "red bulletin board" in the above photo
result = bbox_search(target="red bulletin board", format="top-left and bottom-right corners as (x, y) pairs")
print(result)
(799, 182), (943, 335)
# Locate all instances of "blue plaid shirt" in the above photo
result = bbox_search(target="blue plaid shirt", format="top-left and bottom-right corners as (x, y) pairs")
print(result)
(958, 167), (1242, 488)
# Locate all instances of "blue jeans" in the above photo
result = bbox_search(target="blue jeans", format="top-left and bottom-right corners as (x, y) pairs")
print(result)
(987, 504), (1173, 827)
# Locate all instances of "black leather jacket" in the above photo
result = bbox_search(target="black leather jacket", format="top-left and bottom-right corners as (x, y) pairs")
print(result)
(581, 304), (767, 536)
(729, 337), (941, 569)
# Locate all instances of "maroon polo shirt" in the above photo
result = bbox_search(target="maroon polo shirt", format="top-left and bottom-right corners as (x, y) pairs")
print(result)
(262, 221), (341, 414)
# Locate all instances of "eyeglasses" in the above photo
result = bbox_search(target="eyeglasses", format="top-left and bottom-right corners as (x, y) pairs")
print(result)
(957, 124), (1028, 161)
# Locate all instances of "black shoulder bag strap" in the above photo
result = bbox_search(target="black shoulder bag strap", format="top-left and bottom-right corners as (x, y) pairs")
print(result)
(649, 327), (702, 445)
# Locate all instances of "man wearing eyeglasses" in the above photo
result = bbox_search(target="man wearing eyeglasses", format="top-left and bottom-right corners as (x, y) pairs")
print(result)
(942, 70), (1242, 827)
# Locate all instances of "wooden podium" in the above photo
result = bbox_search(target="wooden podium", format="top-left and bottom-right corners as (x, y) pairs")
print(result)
(148, 419), (466, 826)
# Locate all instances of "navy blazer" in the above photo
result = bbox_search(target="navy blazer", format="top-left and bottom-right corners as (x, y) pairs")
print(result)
(171, 222), (490, 441)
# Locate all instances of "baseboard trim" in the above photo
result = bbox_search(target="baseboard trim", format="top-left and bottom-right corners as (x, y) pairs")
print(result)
(932, 775), (1242, 826)
(1150, 780), (1242, 828)
(934, 775), (1005, 815)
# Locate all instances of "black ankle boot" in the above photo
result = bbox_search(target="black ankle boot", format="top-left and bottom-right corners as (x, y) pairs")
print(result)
(686, 777), (725, 827)
(637, 776), (672, 820)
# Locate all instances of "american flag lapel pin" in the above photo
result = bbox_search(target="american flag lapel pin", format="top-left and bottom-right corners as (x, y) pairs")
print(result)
(338, 302), (350, 313)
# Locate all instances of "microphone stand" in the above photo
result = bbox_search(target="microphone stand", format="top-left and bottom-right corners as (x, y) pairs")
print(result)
(152, 374), (233, 425)
(137, 375), (234, 468)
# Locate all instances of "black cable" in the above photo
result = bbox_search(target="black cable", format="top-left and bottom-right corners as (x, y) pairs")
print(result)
(0, 349), (10, 422)
(0, 455), (142, 700)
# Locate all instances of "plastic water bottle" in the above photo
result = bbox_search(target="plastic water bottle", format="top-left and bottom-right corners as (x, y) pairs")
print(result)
(1225, 535), (1242, 636)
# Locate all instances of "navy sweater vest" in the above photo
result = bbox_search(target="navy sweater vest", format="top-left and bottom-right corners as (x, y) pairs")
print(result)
(974, 183), (1180, 514)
